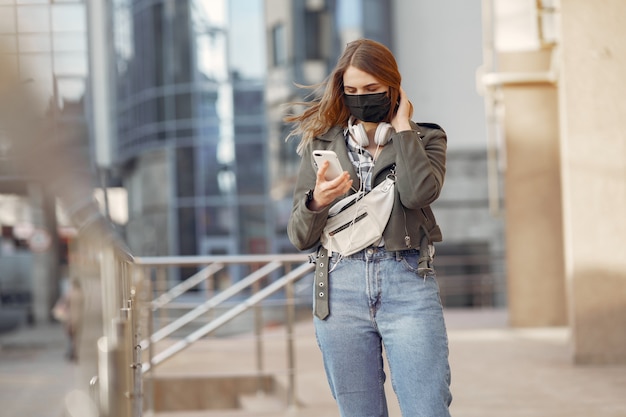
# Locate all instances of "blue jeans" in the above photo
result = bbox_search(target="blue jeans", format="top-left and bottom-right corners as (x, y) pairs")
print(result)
(313, 247), (452, 417)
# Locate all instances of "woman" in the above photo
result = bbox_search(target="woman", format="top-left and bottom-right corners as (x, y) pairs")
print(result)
(285, 39), (452, 417)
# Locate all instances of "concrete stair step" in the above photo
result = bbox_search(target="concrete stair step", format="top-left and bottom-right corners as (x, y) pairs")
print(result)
(149, 372), (276, 412)
(145, 320), (339, 416)
(150, 405), (340, 417)
(239, 391), (287, 413)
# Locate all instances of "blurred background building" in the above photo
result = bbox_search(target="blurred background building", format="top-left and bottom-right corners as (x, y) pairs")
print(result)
(1, 0), (624, 364)
(110, 0), (272, 287)
(0, 0), (89, 325)
(0, 0), (519, 323)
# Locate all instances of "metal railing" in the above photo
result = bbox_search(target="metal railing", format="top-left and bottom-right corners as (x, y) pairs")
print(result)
(133, 254), (314, 412)
(64, 235), (315, 416)
(62, 232), (141, 417)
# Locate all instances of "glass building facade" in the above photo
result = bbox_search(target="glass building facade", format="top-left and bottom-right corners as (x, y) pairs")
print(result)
(0, 0), (89, 185)
(0, 0), (89, 317)
(112, 0), (270, 282)
(0, 0), (90, 233)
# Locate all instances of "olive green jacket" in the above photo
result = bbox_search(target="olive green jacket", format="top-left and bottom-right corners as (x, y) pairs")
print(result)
(288, 121), (446, 254)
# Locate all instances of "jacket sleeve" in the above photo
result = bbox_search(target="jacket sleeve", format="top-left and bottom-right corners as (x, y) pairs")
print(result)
(287, 145), (332, 252)
(392, 123), (447, 209)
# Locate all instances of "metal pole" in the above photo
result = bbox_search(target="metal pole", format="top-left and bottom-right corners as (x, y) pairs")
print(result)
(145, 275), (155, 414)
(285, 278), (298, 408)
(114, 317), (132, 417)
(156, 267), (168, 328)
(252, 278), (264, 392)
(86, 0), (115, 170)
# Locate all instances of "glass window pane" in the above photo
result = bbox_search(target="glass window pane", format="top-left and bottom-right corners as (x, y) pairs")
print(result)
(202, 206), (233, 236)
(56, 76), (85, 109)
(176, 146), (196, 198)
(0, 53), (17, 76)
(54, 33), (86, 52)
(17, 6), (50, 33)
(0, 7), (16, 34)
(0, 34), (16, 52)
(54, 53), (87, 76)
(304, 11), (322, 60)
(19, 54), (53, 98)
(52, 5), (85, 32)
(177, 207), (198, 255)
(19, 34), (50, 52)
(235, 143), (265, 196)
(198, 143), (222, 196)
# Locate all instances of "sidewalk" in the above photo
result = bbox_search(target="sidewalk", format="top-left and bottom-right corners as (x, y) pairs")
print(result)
(1, 309), (626, 417)
(445, 310), (626, 417)
(0, 319), (75, 417)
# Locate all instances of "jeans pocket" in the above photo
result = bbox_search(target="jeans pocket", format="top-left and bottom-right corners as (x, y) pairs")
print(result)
(400, 250), (438, 278)
(399, 251), (421, 273)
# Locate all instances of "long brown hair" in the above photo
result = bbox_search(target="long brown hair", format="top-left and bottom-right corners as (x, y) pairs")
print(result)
(284, 38), (402, 155)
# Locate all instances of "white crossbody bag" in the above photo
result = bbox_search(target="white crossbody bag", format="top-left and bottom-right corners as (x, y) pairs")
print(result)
(320, 173), (396, 256)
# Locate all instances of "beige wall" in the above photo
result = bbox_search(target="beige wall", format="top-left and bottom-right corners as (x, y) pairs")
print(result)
(558, 0), (626, 364)
(499, 0), (626, 363)
(500, 48), (567, 327)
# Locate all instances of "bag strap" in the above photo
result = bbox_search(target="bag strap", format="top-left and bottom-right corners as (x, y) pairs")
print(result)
(417, 225), (436, 277)
(312, 246), (330, 319)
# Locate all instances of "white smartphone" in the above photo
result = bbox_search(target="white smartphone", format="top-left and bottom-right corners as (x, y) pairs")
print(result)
(312, 150), (344, 181)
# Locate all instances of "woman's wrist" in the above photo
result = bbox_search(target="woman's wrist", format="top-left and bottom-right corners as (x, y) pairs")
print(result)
(392, 120), (412, 132)
(306, 189), (323, 211)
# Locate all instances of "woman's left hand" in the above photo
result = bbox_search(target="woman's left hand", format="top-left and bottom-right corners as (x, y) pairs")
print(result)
(391, 87), (413, 132)
(309, 162), (352, 211)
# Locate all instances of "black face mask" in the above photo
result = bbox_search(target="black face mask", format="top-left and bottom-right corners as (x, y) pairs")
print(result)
(344, 92), (391, 123)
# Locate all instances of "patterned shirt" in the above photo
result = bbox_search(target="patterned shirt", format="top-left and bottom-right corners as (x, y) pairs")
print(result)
(345, 130), (376, 192)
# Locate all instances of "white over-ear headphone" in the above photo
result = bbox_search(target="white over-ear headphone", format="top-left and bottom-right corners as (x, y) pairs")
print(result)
(347, 116), (393, 147)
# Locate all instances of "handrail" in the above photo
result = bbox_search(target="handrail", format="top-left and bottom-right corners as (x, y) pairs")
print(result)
(141, 260), (283, 349)
(135, 253), (310, 266)
(150, 262), (225, 310)
(143, 261), (315, 371)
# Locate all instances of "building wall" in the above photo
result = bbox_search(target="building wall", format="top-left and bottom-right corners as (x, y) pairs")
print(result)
(559, 0), (626, 364)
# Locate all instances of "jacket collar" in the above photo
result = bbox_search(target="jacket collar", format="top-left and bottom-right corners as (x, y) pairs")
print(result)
(318, 126), (344, 142)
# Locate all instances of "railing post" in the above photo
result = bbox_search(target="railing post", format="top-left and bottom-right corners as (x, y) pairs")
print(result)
(126, 297), (143, 417)
(145, 272), (155, 414)
(285, 277), (298, 409)
(252, 278), (264, 392)
(156, 267), (168, 328)
(97, 332), (130, 417)
(115, 316), (133, 417)
(100, 246), (118, 340)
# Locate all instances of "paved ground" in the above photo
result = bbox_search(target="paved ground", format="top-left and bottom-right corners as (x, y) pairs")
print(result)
(1, 308), (626, 417)
(0, 319), (74, 417)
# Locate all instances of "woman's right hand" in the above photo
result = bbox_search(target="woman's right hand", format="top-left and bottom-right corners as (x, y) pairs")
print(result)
(309, 161), (353, 211)
(391, 87), (413, 133)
